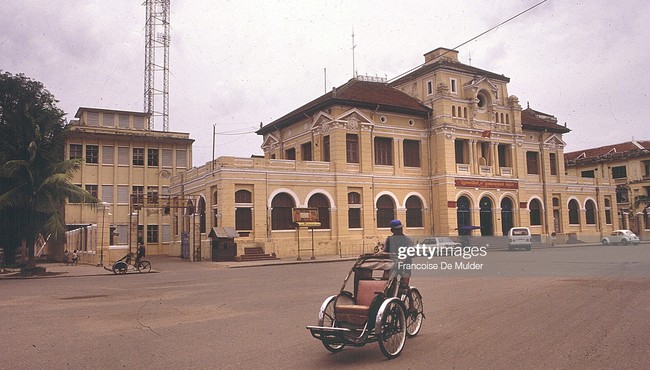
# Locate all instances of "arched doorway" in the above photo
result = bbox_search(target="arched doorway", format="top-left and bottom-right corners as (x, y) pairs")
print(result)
(479, 196), (494, 236)
(456, 196), (472, 235)
(500, 197), (514, 235)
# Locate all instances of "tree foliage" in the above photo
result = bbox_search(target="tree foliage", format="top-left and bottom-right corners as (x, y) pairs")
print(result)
(0, 71), (98, 266)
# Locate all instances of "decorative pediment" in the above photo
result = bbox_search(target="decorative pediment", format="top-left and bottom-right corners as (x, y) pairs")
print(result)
(311, 111), (334, 127)
(261, 133), (280, 151)
(336, 108), (375, 130)
(464, 76), (499, 93)
(543, 134), (567, 150)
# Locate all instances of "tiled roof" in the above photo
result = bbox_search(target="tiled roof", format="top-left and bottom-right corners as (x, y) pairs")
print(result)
(521, 108), (571, 133)
(565, 140), (650, 165)
(256, 79), (430, 135)
(390, 58), (510, 87)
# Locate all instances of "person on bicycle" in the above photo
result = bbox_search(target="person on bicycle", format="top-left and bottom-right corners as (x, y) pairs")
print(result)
(135, 243), (146, 268)
(377, 219), (413, 288)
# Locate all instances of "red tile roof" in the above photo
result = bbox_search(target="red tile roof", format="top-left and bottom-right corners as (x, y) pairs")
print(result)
(565, 140), (650, 166)
(257, 79), (430, 135)
(521, 108), (570, 133)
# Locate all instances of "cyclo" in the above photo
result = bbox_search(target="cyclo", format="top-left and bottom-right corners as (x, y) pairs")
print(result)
(307, 253), (424, 359)
(111, 252), (151, 274)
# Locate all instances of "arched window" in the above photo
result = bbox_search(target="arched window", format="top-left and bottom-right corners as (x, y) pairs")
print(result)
(529, 199), (542, 226)
(308, 193), (330, 229)
(568, 199), (580, 225)
(376, 195), (395, 228)
(452, 106), (456, 117)
(235, 190), (253, 231)
(198, 197), (206, 234)
(585, 200), (596, 225)
(348, 192), (362, 229)
(457, 196), (472, 235)
(271, 193), (295, 230)
(405, 196), (423, 228)
(604, 198), (612, 225)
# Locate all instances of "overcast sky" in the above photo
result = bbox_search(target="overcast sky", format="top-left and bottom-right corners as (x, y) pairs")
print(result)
(2, 0), (649, 166)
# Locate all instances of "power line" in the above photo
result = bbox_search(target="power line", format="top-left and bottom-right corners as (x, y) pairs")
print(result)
(387, 0), (549, 84)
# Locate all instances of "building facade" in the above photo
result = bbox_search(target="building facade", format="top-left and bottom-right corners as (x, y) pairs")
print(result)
(170, 47), (617, 261)
(64, 107), (193, 264)
(565, 140), (650, 238)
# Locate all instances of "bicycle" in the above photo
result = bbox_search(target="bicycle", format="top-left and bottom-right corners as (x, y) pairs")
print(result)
(111, 252), (151, 274)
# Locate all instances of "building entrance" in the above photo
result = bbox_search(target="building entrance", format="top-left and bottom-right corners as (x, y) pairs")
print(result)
(480, 197), (494, 236)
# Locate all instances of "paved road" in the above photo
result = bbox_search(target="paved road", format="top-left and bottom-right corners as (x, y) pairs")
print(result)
(1, 244), (649, 369)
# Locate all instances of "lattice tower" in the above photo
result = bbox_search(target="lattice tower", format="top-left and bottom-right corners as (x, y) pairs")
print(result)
(144, 0), (170, 131)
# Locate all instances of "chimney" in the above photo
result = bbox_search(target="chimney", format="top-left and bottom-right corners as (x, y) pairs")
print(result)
(424, 47), (459, 64)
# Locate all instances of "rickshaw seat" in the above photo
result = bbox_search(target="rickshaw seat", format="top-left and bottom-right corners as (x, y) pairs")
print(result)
(336, 279), (388, 325)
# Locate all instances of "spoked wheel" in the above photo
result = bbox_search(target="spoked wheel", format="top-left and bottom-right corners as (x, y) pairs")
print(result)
(137, 260), (151, 273)
(112, 261), (128, 275)
(320, 297), (345, 353)
(378, 300), (406, 359)
(404, 289), (424, 337)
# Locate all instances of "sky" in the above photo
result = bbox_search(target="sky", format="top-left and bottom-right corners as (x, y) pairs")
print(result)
(2, 0), (649, 167)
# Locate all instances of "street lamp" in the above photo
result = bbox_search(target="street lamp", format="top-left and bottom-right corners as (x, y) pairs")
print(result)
(98, 201), (110, 267)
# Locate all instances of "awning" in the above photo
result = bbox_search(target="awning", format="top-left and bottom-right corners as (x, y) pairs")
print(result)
(208, 227), (238, 238)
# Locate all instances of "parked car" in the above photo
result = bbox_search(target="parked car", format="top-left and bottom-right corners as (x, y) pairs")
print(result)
(601, 230), (640, 246)
(508, 227), (532, 251)
(421, 237), (461, 256)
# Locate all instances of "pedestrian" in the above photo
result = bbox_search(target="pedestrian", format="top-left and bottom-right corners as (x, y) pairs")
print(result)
(71, 250), (78, 265)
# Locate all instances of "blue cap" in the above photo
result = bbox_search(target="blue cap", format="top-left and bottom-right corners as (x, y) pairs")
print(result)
(390, 219), (403, 229)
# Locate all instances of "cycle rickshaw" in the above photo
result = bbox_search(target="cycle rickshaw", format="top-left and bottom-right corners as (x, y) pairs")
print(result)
(110, 252), (151, 274)
(307, 253), (424, 359)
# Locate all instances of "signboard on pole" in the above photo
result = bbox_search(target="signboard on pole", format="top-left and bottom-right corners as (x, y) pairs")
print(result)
(292, 207), (321, 228)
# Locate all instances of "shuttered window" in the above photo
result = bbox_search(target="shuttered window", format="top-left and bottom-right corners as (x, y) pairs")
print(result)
(162, 149), (173, 167)
(117, 185), (129, 204)
(102, 146), (114, 165)
(101, 185), (114, 203)
(176, 150), (187, 168)
(118, 147), (130, 165)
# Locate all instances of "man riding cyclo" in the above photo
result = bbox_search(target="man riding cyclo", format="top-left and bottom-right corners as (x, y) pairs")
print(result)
(376, 219), (413, 291)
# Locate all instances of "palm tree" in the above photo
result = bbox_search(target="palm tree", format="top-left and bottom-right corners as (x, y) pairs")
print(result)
(0, 71), (98, 270)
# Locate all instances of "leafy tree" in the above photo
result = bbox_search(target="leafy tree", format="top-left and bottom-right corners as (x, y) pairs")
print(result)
(0, 71), (98, 269)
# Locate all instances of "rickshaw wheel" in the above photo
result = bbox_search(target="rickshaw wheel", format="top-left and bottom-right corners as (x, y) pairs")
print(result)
(137, 260), (151, 273)
(112, 261), (127, 275)
(405, 289), (424, 337)
(378, 300), (406, 359)
(320, 297), (345, 353)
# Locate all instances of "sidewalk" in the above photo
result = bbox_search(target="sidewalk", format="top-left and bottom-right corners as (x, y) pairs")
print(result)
(2, 241), (647, 279)
(0, 254), (358, 279)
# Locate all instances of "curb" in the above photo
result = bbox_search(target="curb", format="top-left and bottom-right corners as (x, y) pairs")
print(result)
(225, 256), (358, 269)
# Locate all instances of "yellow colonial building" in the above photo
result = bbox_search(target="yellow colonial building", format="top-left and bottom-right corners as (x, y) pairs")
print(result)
(169, 47), (617, 261)
(64, 107), (193, 265)
(565, 140), (650, 238)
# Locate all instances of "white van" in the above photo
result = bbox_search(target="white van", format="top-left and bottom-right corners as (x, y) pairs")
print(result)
(508, 227), (532, 251)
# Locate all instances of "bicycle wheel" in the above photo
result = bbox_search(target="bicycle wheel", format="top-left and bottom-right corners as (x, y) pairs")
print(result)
(319, 297), (345, 353)
(377, 300), (406, 359)
(137, 260), (151, 273)
(405, 288), (424, 337)
(112, 261), (128, 275)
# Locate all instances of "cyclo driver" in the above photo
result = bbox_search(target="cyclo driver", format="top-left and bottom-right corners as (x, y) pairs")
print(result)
(377, 219), (413, 290)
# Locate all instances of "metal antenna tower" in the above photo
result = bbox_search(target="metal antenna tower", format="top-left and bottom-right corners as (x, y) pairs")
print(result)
(144, 0), (170, 131)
